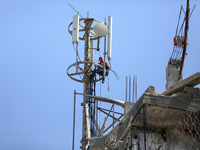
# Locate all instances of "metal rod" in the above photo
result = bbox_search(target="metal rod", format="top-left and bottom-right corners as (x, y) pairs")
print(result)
(129, 75), (131, 102)
(98, 107), (120, 122)
(75, 93), (125, 107)
(79, 23), (96, 36)
(189, 4), (196, 19)
(76, 43), (79, 73)
(68, 72), (84, 76)
(97, 107), (123, 115)
(103, 115), (123, 133)
(136, 76), (137, 101)
(126, 76), (128, 102)
(113, 104), (114, 129)
(143, 105), (147, 150)
(103, 18), (107, 83)
(178, 16), (186, 36)
(100, 105), (114, 132)
(90, 113), (101, 135)
(130, 123), (134, 150)
(180, 0), (190, 80)
(94, 70), (98, 135)
(175, 6), (183, 37)
(97, 37), (100, 51)
(132, 76), (135, 103)
(72, 90), (76, 150)
(68, 3), (83, 18)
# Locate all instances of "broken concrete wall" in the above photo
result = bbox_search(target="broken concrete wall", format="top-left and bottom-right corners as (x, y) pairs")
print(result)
(89, 83), (200, 150)
(165, 62), (182, 90)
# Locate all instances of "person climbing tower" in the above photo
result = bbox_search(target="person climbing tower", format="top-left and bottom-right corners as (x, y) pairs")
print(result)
(97, 57), (110, 76)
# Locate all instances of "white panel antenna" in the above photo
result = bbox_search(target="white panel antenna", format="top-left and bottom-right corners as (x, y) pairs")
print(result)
(107, 16), (112, 60)
(72, 14), (79, 43)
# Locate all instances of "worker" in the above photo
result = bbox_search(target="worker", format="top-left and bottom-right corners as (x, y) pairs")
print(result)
(97, 57), (110, 76)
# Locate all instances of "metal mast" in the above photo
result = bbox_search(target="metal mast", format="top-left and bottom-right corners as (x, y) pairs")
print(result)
(82, 19), (93, 149)
(179, 0), (190, 79)
(67, 14), (115, 149)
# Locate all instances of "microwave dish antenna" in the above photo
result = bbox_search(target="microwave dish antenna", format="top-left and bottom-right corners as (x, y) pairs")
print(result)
(93, 23), (108, 37)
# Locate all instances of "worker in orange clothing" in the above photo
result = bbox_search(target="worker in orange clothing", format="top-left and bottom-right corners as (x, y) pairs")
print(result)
(97, 57), (110, 76)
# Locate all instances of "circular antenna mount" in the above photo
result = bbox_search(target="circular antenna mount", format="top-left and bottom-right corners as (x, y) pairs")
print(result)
(67, 61), (102, 83)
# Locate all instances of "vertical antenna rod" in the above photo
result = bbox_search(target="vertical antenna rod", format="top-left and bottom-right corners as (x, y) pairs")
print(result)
(136, 76), (137, 101)
(132, 76), (135, 103)
(103, 18), (107, 83)
(126, 76), (128, 102)
(129, 75), (131, 102)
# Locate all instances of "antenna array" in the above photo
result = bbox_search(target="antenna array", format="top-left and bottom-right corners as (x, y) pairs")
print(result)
(67, 11), (115, 150)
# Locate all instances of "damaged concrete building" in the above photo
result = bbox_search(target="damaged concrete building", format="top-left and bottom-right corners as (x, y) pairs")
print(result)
(89, 72), (200, 150)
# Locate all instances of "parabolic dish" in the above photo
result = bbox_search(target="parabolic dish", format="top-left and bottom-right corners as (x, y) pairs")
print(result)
(93, 23), (108, 37)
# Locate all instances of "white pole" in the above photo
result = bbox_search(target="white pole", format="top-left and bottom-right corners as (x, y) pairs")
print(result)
(72, 90), (76, 150)
(107, 16), (112, 60)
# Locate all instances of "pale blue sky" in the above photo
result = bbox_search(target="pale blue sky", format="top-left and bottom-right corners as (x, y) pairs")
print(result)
(0, 0), (200, 150)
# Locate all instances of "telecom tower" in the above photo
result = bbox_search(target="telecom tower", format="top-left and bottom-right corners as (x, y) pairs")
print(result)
(67, 13), (117, 149)
(66, 1), (200, 150)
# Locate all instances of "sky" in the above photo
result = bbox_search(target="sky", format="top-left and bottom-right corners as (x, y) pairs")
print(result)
(0, 0), (200, 150)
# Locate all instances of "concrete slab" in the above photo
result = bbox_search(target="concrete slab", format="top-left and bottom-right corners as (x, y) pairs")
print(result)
(163, 72), (200, 95)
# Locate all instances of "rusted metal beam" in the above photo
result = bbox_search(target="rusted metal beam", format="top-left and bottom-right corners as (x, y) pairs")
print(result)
(180, 0), (190, 79)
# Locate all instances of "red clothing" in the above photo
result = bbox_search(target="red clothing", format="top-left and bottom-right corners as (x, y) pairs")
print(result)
(173, 37), (177, 46)
(98, 61), (109, 69)
(98, 61), (104, 66)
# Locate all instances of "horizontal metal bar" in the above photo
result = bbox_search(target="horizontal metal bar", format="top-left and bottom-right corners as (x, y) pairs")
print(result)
(75, 93), (124, 107)
(79, 29), (85, 32)
(76, 93), (124, 107)
(90, 95), (124, 106)
(79, 23), (96, 36)
(68, 72), (84, 76)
